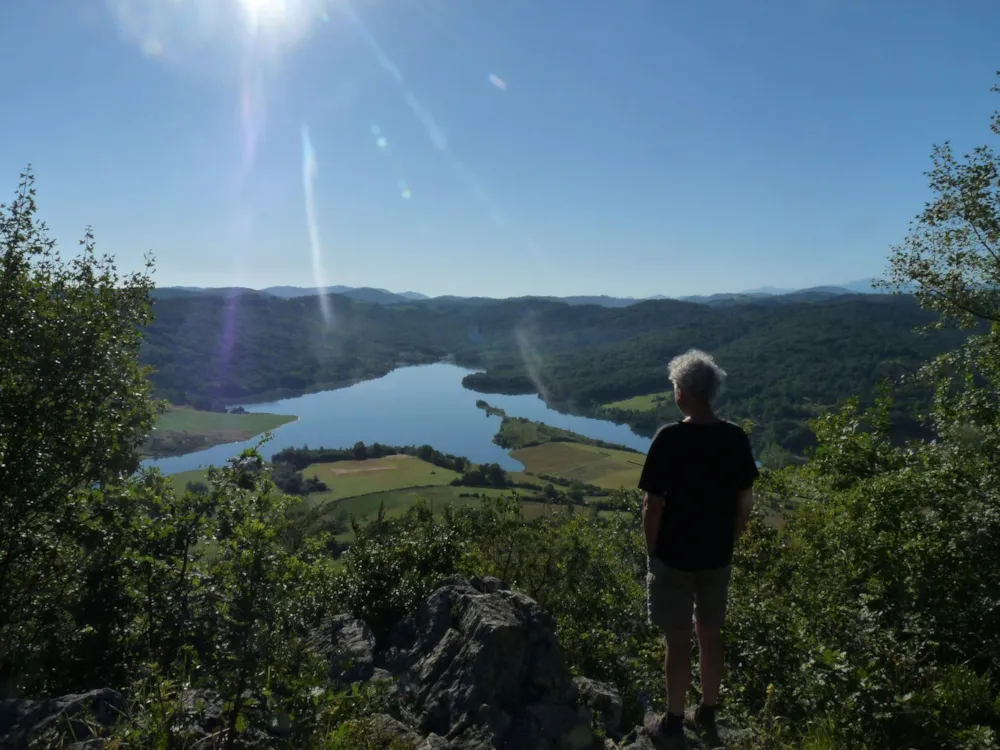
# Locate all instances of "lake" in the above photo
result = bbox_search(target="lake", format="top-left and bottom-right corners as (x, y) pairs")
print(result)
(142, 363), (654, 475)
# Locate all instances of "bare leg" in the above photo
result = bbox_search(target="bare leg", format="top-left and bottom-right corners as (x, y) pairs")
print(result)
(695, 622), (723, 706)
(664, 629), (692, 716)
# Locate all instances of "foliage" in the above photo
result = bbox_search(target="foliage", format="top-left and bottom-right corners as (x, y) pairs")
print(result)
(332, 502), (471, 640)
(883, 73), (1000, 329)
(724, 392), (1000, 748)
(0, 168), (159, 692)
(271, 461), (328, 496)
(451, 462), (511, 488)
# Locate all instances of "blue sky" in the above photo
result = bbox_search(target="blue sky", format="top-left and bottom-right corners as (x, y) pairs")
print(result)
(1, 0), (998, 298)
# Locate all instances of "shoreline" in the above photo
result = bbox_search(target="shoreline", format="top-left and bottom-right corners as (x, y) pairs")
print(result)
(187, 357), (469, 408)
(140, 413), (301, 460)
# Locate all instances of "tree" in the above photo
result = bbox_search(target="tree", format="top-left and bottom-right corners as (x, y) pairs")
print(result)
(0, 168), (159, 685)
(352, 441), (368, 460)
(883, 73), (1000, 327)
(185, 480), (210, 495)
(882, 73), (1000, 453)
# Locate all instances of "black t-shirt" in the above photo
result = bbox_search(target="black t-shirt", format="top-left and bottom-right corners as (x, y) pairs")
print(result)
(638, 420), (759, 572)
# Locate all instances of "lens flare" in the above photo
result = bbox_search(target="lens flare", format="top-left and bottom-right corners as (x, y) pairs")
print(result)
(302, 124), (332, 325)
(343, 3), (509, 227)
(106, 0), (329, 67)
(239, 70), (266, 175)
(515, 328), (549, 402)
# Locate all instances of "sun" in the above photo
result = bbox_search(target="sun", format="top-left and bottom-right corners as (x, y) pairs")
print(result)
(107, 0), (328, 67)
(238, 0), (291, 31)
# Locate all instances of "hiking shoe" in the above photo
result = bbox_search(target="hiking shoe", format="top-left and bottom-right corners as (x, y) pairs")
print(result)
(644, 712), (689, 750)
(684, 704), (721, 747)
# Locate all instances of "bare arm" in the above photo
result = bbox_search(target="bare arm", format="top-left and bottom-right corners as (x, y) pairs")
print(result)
(643, 492), (664, 556)
(734, 487), (755, 541)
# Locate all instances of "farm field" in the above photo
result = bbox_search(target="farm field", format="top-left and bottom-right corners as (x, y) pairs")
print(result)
(302, 455), (460, 501)
(602, 391), (672, 412)
(511, 441), (644, 490)
(321, 484), (511, 520)
(142, 407), (296, 458)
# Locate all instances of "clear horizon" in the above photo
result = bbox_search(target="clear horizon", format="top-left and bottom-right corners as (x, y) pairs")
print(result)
(167, 276), (879, 299)
(2, 1), (998, 298)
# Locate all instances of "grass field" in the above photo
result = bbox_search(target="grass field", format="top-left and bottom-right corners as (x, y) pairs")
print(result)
(327, 484), (509, 519)
(602, 391), (672, 412)
(314, 484), (518, 541)
(511, 441), (644, 490)
(142, 408), (296, 458)
(302, 455), (460, 502)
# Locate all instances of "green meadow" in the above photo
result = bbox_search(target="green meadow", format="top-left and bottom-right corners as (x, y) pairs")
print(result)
(602, 391), (672, 412)
(142, 407), (296, 458)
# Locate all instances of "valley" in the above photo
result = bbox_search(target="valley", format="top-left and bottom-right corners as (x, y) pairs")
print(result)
(141, 288), (961, 543)
(142, 289), (963, 466)
(164, 398), (645, 544)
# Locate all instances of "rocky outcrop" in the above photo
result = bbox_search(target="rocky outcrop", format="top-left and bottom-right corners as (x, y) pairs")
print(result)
(2, 577), (740, 749)
(373, 575), (595, 749)
(573, 677), (623, 740)
(313, 612), (377, 686)
(0, 688), (124, 749)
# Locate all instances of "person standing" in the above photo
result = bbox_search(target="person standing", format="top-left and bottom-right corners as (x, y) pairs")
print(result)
(639, 349), (759, 749)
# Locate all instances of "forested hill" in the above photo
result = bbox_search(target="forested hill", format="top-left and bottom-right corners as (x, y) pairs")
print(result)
(141, 291), (710, 403)
(142, 290), (962, 459)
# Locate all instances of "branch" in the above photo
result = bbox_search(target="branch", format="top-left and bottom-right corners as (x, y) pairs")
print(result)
(926, 287), (1000, 324)
(969, 223), (1000, 266)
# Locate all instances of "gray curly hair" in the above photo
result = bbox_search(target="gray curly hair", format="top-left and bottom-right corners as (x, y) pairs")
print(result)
(668, 349), (726, 403)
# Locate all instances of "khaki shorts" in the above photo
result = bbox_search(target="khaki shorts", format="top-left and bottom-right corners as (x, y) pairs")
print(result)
(647, 556), (731, 631)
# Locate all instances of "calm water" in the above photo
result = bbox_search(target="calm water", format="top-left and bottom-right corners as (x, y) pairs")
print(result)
(142, 363), (654, 474)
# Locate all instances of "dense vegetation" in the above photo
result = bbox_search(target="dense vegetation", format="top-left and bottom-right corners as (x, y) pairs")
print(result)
(2, 76), (999, 748)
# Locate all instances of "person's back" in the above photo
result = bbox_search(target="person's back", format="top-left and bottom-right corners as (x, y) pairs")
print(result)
(638, 349), (758, 750)
(643, 420), (757, 572)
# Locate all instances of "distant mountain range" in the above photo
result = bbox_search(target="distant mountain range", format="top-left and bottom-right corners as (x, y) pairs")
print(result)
(152, 278), (885, 308)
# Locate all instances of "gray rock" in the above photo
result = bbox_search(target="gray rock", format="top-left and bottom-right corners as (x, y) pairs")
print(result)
(376, 577), (596, 750)
(617, 721), (716, 750)
(470, 576), (508, 594)
(573, 677), (623, 739)
(617, 733), (658, 750)
(420, 734), (457, 749)
(369, 713), (425, 744)
(0, 689), (125, 749)
(312, 613), (377, 685)
(369, 667), (396, 685)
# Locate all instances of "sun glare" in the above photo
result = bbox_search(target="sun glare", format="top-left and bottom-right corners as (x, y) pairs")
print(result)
(238, 0), (290, 32)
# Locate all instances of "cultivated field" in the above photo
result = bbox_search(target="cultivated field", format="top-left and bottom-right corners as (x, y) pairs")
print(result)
(302, 455), (460, 502)
(511, 441), (644, 490)
(602, 391), (671, 412)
